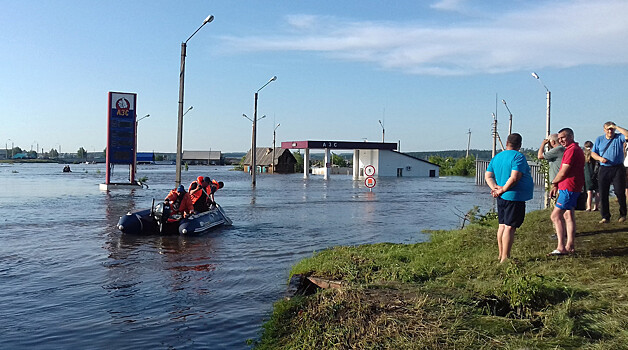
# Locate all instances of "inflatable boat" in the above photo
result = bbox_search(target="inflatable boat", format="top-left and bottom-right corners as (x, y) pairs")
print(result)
(117, 200), (232, 235)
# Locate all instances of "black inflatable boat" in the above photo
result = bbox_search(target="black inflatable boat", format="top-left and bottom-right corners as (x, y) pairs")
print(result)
(117, 201), (232, 235)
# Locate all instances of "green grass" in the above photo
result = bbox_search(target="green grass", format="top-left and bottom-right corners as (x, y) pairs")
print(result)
(253, 204), (628, 349)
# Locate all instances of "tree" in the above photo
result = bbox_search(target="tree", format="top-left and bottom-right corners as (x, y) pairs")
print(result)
(332, 153), (348, 167)
(77, 147), (87, 159)
(429, 155), (476, 176)
(27, 150), (37, 159)
(293, 151), (304, 172)
(49, 148), (59, 158)
(11, 146), (22, 156)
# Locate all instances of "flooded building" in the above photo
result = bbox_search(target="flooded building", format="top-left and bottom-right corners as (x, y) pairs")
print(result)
(282, 140), (439, 179)
(242, 147), (297, 173)
(182, 150), (223, 165)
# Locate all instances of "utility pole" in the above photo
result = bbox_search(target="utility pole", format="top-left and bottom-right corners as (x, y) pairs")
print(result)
(492, 113), (497, 158)
(466, 129), (471, 158)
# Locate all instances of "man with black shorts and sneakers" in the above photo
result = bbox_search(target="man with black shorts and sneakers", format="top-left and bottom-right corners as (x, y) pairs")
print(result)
(548, 128), (585, 256)
(485, 133), (534, 263)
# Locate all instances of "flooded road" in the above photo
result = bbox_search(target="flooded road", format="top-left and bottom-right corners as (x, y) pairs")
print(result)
(0, 163), (544, 349)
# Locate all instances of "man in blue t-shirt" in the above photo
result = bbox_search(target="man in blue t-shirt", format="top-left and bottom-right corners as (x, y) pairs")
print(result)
(485, 133), (534, 263)
(591, 121), (628, 223)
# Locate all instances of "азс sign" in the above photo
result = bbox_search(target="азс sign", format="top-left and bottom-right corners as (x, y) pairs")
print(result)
(107, 92), (137, 164)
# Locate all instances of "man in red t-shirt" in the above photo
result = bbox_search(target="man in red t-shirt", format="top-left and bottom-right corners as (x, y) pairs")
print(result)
(548, 127), (585, 256)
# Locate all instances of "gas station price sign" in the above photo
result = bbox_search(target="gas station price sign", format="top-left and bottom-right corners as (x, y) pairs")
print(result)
(107, 92), (137, 164)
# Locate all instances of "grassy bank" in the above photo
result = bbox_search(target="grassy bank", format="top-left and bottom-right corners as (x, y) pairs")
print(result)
(253, 205), (628, 349)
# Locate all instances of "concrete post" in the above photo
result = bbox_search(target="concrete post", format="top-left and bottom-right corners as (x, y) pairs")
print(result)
(324, 148), (330, 180)
(353, 149), (360, 180)
(303, 148), (310, 179)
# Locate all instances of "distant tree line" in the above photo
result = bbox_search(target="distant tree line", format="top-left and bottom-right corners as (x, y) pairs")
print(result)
(428, 155), (476, 176)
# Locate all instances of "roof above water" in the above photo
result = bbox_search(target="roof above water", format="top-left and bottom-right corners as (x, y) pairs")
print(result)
(281, 140), (397, 150)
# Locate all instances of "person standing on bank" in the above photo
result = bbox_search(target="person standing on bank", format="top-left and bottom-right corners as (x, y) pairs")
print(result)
(591, 122), (628, 223)
(547, 128), (585, 256)
(583, 141), (599, 211)
(537, 133), (565, 187)
(485, 133), (534, 263)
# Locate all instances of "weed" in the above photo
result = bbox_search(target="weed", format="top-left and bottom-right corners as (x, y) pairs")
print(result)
(257, 202), (628, 349)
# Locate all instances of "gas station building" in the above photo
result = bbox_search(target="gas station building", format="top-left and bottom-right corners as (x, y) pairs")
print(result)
(281, 140), (439, 179)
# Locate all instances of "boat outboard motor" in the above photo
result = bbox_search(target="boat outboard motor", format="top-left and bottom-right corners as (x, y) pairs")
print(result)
(153, 202), (171, 233)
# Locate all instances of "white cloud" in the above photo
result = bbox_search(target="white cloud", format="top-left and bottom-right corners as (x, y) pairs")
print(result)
(219, 0), (628, 76)
(430, 0), (467, 12)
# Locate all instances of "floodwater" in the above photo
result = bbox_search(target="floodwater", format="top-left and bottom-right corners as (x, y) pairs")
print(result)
(0, 163), (544, 349)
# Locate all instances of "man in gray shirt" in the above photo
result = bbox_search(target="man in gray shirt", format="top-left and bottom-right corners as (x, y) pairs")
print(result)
(538, 133), (565, 183)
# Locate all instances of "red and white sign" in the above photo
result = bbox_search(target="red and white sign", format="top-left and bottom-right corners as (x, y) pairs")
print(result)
(364, 165), (375, 177)
(365, 177), (376, 188)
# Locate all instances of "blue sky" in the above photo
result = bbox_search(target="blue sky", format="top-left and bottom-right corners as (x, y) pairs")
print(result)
(2, 0), (628, 154)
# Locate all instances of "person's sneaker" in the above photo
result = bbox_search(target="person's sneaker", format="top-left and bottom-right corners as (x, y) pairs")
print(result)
(619, 217), (626, 223)
(599, 218), (609, 224)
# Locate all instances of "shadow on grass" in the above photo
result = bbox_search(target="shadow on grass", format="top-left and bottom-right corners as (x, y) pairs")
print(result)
(587, 246), (628, 258)
(576, 228), (627, 237)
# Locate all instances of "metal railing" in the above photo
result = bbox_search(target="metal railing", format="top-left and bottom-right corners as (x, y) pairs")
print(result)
(475, 160), (544, 187)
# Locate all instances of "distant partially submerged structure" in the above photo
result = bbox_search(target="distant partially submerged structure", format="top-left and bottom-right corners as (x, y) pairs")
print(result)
(182, 150), (222, 165)
(281, 140), (439, 179)
(242, 147), (297, 173)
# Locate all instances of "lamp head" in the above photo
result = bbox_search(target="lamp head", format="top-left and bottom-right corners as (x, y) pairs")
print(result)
(203, 15), (214, 25)
(270, 76), (277, 82)
(501, 99), (506, 105)
(531, 72), (539, 79)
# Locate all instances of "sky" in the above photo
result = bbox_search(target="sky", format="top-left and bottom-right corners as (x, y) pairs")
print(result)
(2, 0), (628, 154)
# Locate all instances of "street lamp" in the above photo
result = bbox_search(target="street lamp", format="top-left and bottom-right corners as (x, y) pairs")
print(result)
(251, 76), (277, 186)
(501, 99), (513, 135)
(532, 72), (552, 209)
(134, 114), (150, 181)
(183, 105), (193, 116)
(378, 119), (385, 143)
(273, 123), (280, 173)
(175, 14), (214, 188)
(531, 72), (551, 139)
(5, 139), (12, 159)
(137, 114), (150, 123)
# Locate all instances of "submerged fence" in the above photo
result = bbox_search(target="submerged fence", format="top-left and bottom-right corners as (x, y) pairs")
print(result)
(475, 160), (545, 187)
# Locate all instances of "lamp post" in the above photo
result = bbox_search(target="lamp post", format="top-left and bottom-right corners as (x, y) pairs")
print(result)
(531, 72), (551, 139)
(491, 113), (497, 158)
(273, 123), (280, 173)
(175, 14), (214, 188)
(532, 72), (552, 209)
(5, 139), (12, 159)
(183, 105), (193, 116)
(134, 114), (150, 182)
(378, 119), (385, 143)
(501, 99), (513, 135)
(251, 76), (277, 187)
(466, 129), (471, 158)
